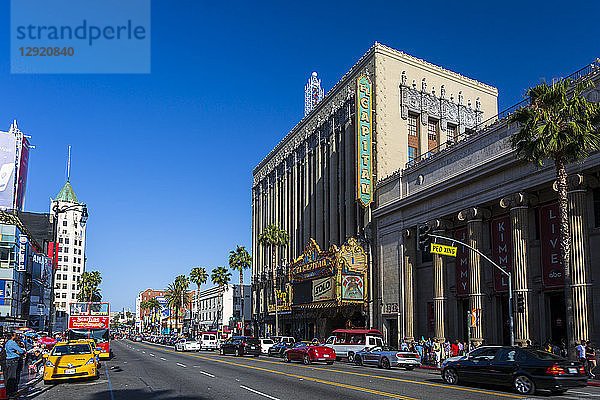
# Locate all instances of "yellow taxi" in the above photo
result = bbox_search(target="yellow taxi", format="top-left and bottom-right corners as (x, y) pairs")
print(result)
(43, 340), (100, 384)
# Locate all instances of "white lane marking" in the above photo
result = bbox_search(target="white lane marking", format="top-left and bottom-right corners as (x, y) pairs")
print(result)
(569, 391), (600, 397)
(198, 370), (215, 377)
(160, 357), (167, 361)
(142, 351), (146, 354)
(239, 385), (280, 400)
(149, 354), (155, 357)
(176, 363), (187, 368)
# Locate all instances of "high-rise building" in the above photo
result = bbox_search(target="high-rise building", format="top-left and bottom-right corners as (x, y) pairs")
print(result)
(51, 180), (86, 330)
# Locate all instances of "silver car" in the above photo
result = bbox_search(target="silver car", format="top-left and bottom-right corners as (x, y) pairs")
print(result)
(355, 346), (421, 370)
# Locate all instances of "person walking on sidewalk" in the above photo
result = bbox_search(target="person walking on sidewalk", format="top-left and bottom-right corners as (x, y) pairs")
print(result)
(5, 332), (25, 399)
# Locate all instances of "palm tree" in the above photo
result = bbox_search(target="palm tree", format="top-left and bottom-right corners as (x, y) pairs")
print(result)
(257, 223), (289, 336)
(229, 246), (251, 334)
(211, 267), (232, 332)
(509, 78), (600, 357)
(77, 271), (102, 302)
(146, 297), (161, 334)
(139, 300), (149, 332)
(190, 267), (208, 337)
(174, 275), (190, 334)
(165, 283), (178, 334)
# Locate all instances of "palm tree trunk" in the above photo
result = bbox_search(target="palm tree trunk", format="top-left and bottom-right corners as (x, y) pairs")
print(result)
(556, 155), (575, 359)
(272, 246), (278, 336)
(240, 270), (244, 335)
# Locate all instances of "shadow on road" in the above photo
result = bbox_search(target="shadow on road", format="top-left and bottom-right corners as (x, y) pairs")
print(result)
(86, 389), (212, 400)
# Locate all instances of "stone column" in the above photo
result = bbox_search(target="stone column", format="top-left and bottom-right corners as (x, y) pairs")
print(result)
(329, 130), (339, 245)
(315, 135), (324, 248)
(282, 162), (289, 261)
(565, 174), (596, 342)
(338, 129), (346, 242)
(500, 192), (535, 346)
(303, 142), (310, 247)
(309, 142), (316, 241)
(458, 207), (489, 345)
(429, 219), (451, 342)
(323, 137), (330, 249)
(402, 228), (416, 341)
(344, 122), (356, 239)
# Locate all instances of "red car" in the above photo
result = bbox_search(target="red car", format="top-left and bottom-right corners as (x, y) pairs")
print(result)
(284, 342), (336, 365)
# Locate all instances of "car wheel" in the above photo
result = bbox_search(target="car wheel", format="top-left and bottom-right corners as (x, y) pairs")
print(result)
(381, 357), (391, 370)
(43, 380), (52, 385)
(347, 352), (355, 363)
(355, 355), (363, 366)
(405, 366), (414, 371)
(303, 354), (311, 365)
(513, 374), (535, 395)
(285, 353), (291, 363)
(443, 368), (458, 385)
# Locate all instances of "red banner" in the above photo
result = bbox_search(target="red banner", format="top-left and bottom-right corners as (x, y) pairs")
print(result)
(454, 227), (469, 297)
(68, 316), (109, 329)
(491, 215), (512, 293)
(539, 203), (564, 289)
(47, 242), (59, 269)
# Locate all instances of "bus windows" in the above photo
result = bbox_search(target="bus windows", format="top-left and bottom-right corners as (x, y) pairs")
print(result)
(70, 303), (89, 316)
(90, 303), (109, 315)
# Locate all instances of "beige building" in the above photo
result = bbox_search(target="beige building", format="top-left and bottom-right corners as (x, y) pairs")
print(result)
(251, 43), (498, 337)
(374, 60), (600, 347)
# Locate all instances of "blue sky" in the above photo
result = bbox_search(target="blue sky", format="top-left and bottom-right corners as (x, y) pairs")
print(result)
(0, 0), (598, 311)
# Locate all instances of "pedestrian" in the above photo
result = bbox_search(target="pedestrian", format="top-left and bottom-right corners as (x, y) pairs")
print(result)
(433, 340), (442, 367)
(457, 340), (464, 355)
(586, 341), (596, 379)
(451, 340), (459, 357)
(4, 332), (25, 399)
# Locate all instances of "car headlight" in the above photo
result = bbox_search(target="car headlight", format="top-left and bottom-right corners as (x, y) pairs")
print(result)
(85, 358), (96, 366)
(45, 360), (54, 367)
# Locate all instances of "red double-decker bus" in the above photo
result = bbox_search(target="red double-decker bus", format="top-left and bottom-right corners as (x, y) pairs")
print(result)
(66, 302), (110, 359)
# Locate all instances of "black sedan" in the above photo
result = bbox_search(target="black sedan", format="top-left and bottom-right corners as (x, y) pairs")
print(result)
(268, 342), (292, 357)
(220, 336), (261, 357)
(441, 346), (587, 395)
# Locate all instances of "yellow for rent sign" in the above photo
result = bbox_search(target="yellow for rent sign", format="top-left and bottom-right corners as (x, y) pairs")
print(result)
(430, 243), (458, 257)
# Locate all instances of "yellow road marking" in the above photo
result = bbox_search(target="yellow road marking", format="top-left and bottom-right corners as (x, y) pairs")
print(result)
(131, 340), (525, 399)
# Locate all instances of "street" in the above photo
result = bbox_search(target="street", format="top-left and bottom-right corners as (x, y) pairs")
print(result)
(22, 340), (600, 400)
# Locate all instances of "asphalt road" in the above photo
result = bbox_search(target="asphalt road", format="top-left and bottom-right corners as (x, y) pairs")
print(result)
(23, 339), (600, 400)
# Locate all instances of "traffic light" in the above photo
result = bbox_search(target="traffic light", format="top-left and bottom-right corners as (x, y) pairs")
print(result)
(417, 224), (431, 252)
(516, 293), (525, 313)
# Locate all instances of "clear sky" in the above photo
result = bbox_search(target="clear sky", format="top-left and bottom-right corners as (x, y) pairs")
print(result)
(0, 0), (598, 311)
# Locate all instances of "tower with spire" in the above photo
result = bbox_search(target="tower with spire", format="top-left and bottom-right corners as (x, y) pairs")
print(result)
(304, 72), (324, 116)
(50, 146), (87, 329)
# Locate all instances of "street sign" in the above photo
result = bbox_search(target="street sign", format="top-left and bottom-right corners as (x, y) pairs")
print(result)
(430, 243), (458, 257)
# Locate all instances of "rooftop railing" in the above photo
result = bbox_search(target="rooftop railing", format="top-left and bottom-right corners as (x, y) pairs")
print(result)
(404, 59), (600, 170)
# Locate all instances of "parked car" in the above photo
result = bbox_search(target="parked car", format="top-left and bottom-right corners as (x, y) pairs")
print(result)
(259, 338), (275, 354)
(441, 346), (588, 395)
(272, 336), (295, 346)
(284, 342), (336, 365)
(199, 333), (219, 351)
(324, 329), (384, 362)
(268, 341), (293, 357)
(354, 346), (420, 370)
(220, 336), (261, 357)
(175, 339), (201, 352)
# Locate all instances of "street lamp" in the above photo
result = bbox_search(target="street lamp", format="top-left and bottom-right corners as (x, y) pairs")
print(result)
(48, 202), (88, 336)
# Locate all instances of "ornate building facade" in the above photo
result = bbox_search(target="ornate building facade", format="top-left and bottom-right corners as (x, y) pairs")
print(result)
(251, 43), (498, 338)
(374, 60), (600, 347)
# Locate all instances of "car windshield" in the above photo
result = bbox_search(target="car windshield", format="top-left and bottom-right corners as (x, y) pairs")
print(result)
(52, 344), (92, 356)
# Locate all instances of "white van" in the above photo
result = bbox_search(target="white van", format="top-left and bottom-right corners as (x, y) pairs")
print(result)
(259, 338), (275, 354)
(199, 333), (219, 351)
(325, 329), (384, 362)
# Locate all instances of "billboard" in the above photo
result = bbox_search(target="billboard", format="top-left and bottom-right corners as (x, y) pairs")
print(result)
(454, 227), (469, 297)
(15, 137), (29, 211)
(312, 276), (334, 302)
(356, 75), (373, 207)
(0, 131), (17, 209)
(540, 203), (564, 289)
(0, 280), (6, 306)
(341, 275), (364, 300)
(17, 235), (27, 272)
(491, 215), (512, 293)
